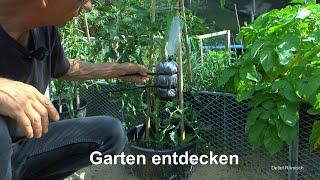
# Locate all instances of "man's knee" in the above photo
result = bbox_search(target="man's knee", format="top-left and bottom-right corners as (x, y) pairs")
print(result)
(93, 116), (127, 154)
(95, 116), (126, 140)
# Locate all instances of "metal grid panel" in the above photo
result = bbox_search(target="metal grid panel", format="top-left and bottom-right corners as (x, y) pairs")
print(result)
(185, 91), (288, 179)
(79, 83), (123, 120)
(79, 83), (146, 126)
(298, 104), (320, 180)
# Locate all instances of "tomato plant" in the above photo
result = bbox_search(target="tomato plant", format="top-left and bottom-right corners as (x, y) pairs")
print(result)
(220, 2), (320, 154)
(192, 50), (231, 91)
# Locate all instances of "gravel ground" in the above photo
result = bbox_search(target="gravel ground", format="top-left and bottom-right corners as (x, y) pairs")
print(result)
(65, 164), (283, 180)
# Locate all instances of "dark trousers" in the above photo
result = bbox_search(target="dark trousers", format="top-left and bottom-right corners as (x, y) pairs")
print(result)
(0, 116), (127, 180)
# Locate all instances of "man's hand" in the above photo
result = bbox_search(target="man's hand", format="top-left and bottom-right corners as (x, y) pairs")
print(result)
(0, 79), (60, 138)
(116, 63), (151, 84)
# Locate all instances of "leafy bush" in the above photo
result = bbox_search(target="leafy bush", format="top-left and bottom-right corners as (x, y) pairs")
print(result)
(220, 3), (320, 154)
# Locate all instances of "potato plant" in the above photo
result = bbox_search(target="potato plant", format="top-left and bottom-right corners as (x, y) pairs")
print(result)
(220, 2), (320, 154)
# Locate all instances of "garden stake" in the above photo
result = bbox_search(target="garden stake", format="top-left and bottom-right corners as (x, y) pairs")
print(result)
(84, 13), (91, 42)
(145, 0), (157, 141)
(234, 4), (244, 54)
(78, 12), (92, 110)
(251, 0), (256, 22)
(177, 1), (185, 141)
(58, 96), (63, 114)
(180, 0), (193, 85)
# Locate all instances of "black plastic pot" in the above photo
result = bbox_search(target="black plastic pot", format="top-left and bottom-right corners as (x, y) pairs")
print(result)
(126, 124), (197, 180)
(52, 99), (87, 120)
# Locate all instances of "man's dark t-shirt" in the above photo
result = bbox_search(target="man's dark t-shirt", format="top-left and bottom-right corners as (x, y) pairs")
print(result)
(0, 26), (70, 93)
(0, 26), (70, 137)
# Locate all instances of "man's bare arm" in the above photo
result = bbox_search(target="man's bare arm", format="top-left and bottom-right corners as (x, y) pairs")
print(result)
(59, 59), (150, 83)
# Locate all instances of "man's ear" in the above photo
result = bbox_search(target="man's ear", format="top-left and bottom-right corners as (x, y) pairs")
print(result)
(39, 0), (47, 7)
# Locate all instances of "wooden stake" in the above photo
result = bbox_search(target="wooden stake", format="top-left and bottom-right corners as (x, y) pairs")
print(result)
(146, 0), (156, 140)
(84, 13), (91, 42)
(77, 13), (92, 110)
(200, 39), (204, 66)
(180, 0), (193, 85)
(234, 4), (244, 54)
(227, 30), (231, 64)
(177, 1), (185, 141)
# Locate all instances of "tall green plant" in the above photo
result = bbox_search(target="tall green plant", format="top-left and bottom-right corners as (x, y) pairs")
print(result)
(220, 3), (320, 154)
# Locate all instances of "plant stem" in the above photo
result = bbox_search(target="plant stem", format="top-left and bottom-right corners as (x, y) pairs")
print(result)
(180, 0), (193, 86)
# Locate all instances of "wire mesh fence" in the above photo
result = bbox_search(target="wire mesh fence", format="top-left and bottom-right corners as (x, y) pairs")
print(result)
(184, 91), (288, 180)
(80, 83), (124, 120)
(298, 104), (320, 180)
(80, 83), (320, 180)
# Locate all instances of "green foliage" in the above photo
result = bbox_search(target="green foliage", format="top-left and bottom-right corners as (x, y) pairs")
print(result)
(118, 88), (148, 129)
(310, 121), (320, 150)
(50, 80), (81, 119)
(53, 0), (208, 148)
(137, 97), (199, 149)
(114, 89), (198, 149)
(220, 3), (320, 154)
(290, 0), (317, 5)
(184, 9), (211, 35)
(192, 49), (232, 91)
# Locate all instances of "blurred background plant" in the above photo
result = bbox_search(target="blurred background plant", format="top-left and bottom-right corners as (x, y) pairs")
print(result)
(191, 50), (232, 91)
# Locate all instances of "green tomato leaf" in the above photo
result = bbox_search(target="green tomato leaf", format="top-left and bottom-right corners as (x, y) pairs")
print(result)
(246, 73), (259, 82)
(309, 121), (320, 150)
(298, 76), (320, 102)
(250, 94), (274, 107)
(260, 50), (274, 72)
(264, 126), (284, 155)
(262, 100), (275, 110)
(260, 110), (272, 120)
(277, 121), (298, 144)
(272, 80), (299, 102)
(239, 64), (262, 85)
(218, 67), (237, 87)
(275, 34), (299, 66)
(277, 101), (299, 127)
(246, 108), (264, 128)
(237, 81), (255, 101)
(248, 120), (268, 149)
(250, 41), (264, 59)
(307, 108), (320, 115)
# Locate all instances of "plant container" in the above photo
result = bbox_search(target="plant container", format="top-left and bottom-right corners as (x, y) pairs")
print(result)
(125, 123), (197, 180)
(52, 99), (87, 120)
